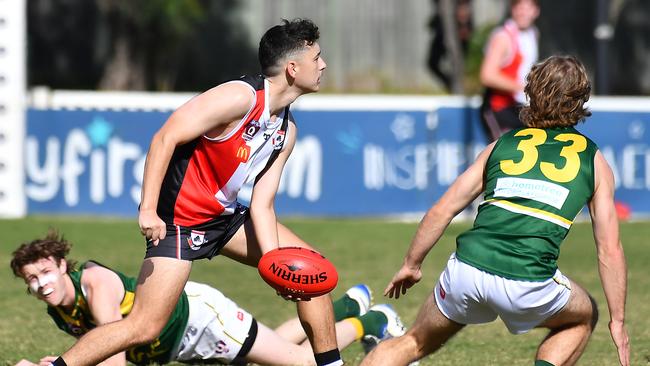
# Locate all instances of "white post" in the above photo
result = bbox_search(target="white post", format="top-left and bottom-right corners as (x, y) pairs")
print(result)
(0, 0), (26, 217)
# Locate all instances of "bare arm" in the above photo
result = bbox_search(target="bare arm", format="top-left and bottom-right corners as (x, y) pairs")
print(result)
(480, 31), (523, 94)
(249, 120), (297, 254)
(139, 83), (255, 244)
(588, 151), (629, 366)
(14, 360), (37, 366)
(386, 142), (496, 298)
(80, 264), (129, 366)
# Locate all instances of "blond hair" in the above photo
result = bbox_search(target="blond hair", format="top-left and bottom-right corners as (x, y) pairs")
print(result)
(520, 55), (592, 128)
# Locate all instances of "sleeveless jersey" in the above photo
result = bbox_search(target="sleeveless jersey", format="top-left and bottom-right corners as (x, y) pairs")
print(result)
(47, 261), (189, 365)
(158, 74), (291, 227)
(456, 127), (598, 281)
(488, 20), (538, 111)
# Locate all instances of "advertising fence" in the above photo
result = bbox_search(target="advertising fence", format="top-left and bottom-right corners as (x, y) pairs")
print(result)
(25, 94), (650, 218)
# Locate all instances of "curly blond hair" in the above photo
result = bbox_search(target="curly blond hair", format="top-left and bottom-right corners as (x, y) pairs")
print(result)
(520, 55), (592, 128)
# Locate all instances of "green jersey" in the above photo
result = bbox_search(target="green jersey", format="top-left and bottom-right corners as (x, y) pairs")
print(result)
(456, 127), (598, 281)
(46, 261), (189, 365)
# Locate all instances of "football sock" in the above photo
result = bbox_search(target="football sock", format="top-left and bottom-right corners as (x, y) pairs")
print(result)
(333, 294), (361, 321)
(358, 310), (388, 338)
(342, 317), (365, 340)
(50, 357), (67, 366)
(534, 360), (555, 366)
(314, 349), (343, 366)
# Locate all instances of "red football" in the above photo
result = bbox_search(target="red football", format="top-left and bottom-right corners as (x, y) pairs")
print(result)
(257, 246), (338, 298)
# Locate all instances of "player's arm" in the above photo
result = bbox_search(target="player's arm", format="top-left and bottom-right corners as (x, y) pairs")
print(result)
(80, 264), (129, 366)
(386, 142), (496, 299)
(14, 359), (37, 366)
(479, 31), (523, 94)
(249, 119), (297, 255)
(588, 151), (630, 366)
(139, 83), (255, 244)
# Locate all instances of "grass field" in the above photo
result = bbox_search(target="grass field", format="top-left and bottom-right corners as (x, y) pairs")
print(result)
(1, 216), (648, 365)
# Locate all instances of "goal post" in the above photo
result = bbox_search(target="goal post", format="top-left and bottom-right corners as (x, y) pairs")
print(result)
(0, 0), (26, 217)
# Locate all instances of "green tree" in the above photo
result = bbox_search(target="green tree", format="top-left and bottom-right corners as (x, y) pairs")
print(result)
(28, 0), (257, 91)
(96, 0), (205, 90)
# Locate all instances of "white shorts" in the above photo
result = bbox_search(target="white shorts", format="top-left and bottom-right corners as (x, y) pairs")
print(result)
(434, 253), (571, 334)
(174, 281), (257, 363)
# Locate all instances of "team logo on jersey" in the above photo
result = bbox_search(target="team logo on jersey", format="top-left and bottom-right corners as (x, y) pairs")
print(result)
(439, 285), (446, 300)
(68, 325), (85, 335)
(236, 145), (250, 162)
(242, 120), (261, 141)
(272, 130), (285, 150)
(188, 230), (207, 250)
(214, 340), (230, 355)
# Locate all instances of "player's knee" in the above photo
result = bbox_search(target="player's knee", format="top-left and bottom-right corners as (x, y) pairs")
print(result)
(126, 313), (167, 344)
(138, 321), (167, 343)
(587, 295), (599, 331)
(406, 330), (431, 358)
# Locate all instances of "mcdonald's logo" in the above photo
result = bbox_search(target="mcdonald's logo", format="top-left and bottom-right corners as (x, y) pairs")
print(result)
(236, 145), (250, 162)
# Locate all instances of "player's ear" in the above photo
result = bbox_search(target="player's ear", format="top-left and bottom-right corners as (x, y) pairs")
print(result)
(287, 60), (299, 79)
(59, 258), (67, 274)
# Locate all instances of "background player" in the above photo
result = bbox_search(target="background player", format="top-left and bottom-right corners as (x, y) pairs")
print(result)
(361, 55), (629, 366)
(480, 0), (540, 141)
(11, 231), (407, 366)
(47, 18), (343, 366)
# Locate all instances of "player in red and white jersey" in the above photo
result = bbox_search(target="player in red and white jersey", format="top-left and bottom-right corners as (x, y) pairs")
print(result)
(50, 18), (344, 366)
(480, 0), (539, 141)
(157, 74), (292, 229)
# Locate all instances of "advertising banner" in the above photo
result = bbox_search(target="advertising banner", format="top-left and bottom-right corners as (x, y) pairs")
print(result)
(25, 101), (650, 217)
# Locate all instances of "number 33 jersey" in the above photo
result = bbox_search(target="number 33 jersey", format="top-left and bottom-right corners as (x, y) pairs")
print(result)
(456, 127), (599, 281)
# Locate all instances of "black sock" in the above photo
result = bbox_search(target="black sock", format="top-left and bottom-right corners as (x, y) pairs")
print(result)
(50, 358), (67, 366)
(314, 349), (343, 366)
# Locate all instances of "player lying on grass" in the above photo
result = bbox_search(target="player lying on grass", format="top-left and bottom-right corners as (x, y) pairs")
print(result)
(361, 56), (629, 366)
(11, 232), (407, 366)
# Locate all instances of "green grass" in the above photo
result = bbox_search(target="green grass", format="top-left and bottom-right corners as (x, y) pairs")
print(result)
(1, 217), (648, 365)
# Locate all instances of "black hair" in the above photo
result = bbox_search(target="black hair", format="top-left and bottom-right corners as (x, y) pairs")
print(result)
(258, 18), (320, 77)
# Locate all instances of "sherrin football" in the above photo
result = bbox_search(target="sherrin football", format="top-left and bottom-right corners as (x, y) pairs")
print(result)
(257, 247), (338, 298)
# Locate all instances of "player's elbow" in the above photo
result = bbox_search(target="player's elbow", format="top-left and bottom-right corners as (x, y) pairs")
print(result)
(250, 199), (274, 216)
(426, 204), (455, 224)
(153, 129), (178, 150)
(479, 70), (490, 85)
(596, 240), (625, 261)
(135, 324), (165, 345)
(479, 67), (494, 86)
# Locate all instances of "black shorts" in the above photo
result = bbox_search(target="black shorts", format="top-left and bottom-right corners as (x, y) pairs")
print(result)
(480, 90), (524, 141)
(492, 105), (524, 130)
(145, 205), (250, 261)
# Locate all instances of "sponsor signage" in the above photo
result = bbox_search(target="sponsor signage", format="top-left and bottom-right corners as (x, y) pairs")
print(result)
(26, 103), (650, 217)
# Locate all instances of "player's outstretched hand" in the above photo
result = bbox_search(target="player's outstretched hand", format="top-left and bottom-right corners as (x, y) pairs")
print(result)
(38, 356), (58, 366)
(384, 265), (422, 299)
(609, 320), (630, 366)
(14, 359), (37, 366)
(139, 209), (166, 245)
